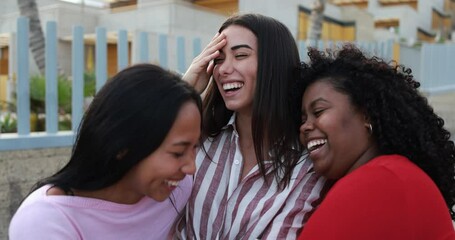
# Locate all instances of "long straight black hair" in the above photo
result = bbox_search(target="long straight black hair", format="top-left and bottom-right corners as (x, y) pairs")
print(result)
(32, 64), (202, 193)
(202, 13), (303, 188)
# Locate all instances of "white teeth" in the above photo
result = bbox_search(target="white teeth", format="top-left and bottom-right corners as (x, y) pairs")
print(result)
(165, 180), (179, 187)
(307, 139), (327, 151)
(222, 82), (244, 90)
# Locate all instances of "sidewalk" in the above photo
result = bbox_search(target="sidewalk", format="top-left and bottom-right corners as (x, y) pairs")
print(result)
(0, 147), (71, 240)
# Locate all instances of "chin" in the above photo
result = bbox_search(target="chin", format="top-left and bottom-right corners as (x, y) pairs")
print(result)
(314, 165), (330, 179)
(150, 194), (170, 202)
(224, 103), (239, 111)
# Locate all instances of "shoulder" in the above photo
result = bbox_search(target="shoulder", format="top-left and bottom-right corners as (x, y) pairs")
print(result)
(339, 154), (433, 192)
(328, 155), (412, 199)
(46, 186), (68, 196)
(9, 187), (77, 239)
(314, 154), (434, 217)
(300, 154), (454, 239)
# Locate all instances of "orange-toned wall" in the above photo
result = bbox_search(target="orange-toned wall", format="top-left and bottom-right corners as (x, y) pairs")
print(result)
(0, 75), (8, 110)
(432, 11), (450, 30)
(379, 1), (417, 9)
(106, 43), (132, 77)
(0, 47), (8, 75)
(194, 0), (238, 15)
(418, 31), (436, 42)
(298, 11), (355, 41)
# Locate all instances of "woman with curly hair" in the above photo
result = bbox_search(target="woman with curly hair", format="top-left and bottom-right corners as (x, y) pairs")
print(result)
(297, 45), (455, 239)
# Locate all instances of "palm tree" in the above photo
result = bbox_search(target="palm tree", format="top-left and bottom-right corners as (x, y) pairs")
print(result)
(307, 0), (326, 42)
(17, 0), (45, 74)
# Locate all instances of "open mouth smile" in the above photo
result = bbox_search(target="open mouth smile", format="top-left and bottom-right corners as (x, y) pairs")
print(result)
(307, 139), (327, 153)
(222, 82), (244, 92)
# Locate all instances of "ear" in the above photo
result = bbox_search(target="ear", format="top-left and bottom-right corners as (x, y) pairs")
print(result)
(365, 123), (373, 135)
(363, 115), (373, 135)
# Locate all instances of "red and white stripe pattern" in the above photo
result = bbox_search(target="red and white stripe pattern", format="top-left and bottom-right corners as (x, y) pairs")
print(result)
(175, 117), (327, 239)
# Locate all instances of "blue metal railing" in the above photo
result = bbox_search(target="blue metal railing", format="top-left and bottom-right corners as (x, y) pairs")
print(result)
(1, 17), (454, 151)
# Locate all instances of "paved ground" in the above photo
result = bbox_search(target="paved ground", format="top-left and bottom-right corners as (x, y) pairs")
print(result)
(0, 147), (70, 240)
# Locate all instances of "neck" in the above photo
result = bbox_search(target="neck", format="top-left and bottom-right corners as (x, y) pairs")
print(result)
(73, 183), (142, 205)
(348, 143), (381, 175)
(235, 112), (259, 178)
(235, 112), (253, 142)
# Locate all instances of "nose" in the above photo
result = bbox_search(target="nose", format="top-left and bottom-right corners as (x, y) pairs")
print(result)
(299, 118), (314, 140)
(217, 58), (234, 76)
(181, 153), (196, 175)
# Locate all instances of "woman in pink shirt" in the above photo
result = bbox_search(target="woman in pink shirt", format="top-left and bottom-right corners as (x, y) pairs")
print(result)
(9, 64), (202, 239)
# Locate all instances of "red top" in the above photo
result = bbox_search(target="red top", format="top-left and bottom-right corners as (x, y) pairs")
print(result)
(299, 154), (455, 240)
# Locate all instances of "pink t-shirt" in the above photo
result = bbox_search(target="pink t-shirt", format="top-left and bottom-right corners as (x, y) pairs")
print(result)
(9, 175), (192, 240)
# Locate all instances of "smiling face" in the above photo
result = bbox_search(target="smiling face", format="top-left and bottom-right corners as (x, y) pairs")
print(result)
(213, 25), (258, 115)
(119, 101), (201, 202)
(299, 79), (378, 180)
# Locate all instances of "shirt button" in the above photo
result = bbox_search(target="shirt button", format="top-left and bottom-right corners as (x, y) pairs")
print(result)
(234, 160), (240, 165)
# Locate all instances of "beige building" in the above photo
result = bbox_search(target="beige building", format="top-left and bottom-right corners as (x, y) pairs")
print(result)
(1, 0), (453, 105)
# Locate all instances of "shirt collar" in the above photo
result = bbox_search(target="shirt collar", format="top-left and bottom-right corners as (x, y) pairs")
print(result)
(222, 113), (237, 131)
(222, 113), (314, 174)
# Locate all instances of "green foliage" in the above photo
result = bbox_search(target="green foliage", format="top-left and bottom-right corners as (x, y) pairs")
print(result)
(59, 76), (72, 113)
(0, 112), (17, 133)
(30, 74), (72, 114)
(1, 72), (97, 133)
(58, 114), (72, 131)
(29, 72), (97, 114)
(84, 71), (96, 97)
(27, 72), (96, 131)
(29, 75), (46, 114)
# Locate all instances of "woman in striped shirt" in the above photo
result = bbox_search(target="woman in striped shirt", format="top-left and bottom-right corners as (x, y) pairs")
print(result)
(175, 13), (327, 239)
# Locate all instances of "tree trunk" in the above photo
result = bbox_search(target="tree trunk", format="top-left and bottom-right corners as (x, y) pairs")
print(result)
(307, 0), (326, 42)
(17, 0), (45, 74)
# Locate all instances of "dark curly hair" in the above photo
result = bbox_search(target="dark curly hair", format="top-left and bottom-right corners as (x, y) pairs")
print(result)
(296, 44), (455, 220)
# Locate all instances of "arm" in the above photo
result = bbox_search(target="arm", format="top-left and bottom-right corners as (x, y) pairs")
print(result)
(183, 33), (226, 94)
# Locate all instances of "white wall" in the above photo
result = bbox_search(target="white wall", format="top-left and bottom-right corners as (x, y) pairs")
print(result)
(98, 0), (224, 38)
(240, 0), (374, 41)
(239, 0), (301, 38)
(0, 0), (226, 75)
(340, 6), (375, 41)
(369, 5), (419, 40)
(368, 0), (448, 42)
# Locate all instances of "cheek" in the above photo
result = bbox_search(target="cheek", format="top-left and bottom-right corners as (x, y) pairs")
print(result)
(299, 131), (305, 145)
(134, 157), (163, 182)
(246, 66), (257, 82)
(133, 163), (153, 185)
(213, 66), (221, 80)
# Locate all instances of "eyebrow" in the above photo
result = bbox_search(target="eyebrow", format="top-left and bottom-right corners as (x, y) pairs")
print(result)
(302, 97), (329, 113)
(310, 98), (329, 107)
(172, 141), (192, 147)
(231, 44), (252, 50)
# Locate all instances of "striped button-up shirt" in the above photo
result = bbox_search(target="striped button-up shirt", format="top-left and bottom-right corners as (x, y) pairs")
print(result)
(176, 115), (326, 239)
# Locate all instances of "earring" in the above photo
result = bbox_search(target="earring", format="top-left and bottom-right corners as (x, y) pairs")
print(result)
(366, 123), (373, 135)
